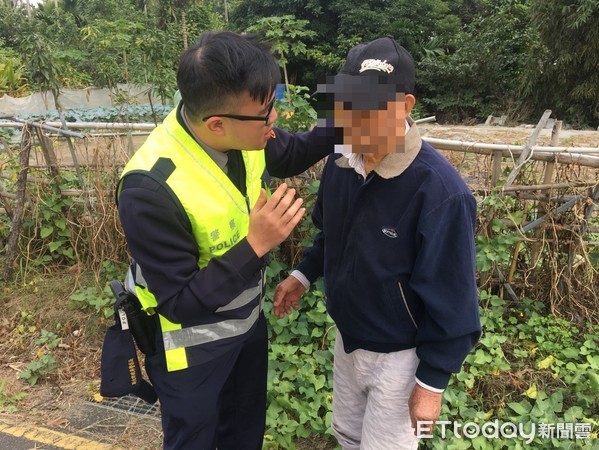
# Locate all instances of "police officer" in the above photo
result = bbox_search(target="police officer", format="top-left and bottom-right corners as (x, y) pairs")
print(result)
(117, 31), (331, 449)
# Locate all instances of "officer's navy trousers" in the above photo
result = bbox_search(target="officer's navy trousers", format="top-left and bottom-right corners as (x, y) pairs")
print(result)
(146, 313), (268, 450)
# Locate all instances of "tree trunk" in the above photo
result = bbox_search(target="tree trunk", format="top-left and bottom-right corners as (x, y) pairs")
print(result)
(283, 63), (289, 89)
(4, 123), (32, 281)
(182, 11), (188, 50)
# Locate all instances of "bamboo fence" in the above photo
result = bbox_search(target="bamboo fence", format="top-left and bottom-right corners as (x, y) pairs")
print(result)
(1, 111), (598, 319)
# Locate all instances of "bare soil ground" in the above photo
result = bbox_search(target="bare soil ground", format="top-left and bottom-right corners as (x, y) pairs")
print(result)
(421, 123), (599, 148)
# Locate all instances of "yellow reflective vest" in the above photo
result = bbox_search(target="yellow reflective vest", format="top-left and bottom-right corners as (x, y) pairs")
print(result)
(118, 109), (266, 372)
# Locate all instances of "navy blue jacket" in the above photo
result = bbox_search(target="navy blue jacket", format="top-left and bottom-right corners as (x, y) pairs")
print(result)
(296, 124), (481, 389)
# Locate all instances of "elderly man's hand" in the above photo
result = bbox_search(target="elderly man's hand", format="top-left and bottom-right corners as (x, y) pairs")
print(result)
(408, 383), (442, 437)
(273, 276), (305, 317)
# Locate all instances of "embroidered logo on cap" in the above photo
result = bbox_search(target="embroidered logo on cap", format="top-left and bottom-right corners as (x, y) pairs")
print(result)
(360, 59), (394, 74)
(381, 227), (398, 238)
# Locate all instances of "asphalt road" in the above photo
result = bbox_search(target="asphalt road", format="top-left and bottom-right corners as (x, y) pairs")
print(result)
(0, 417), (124, 450)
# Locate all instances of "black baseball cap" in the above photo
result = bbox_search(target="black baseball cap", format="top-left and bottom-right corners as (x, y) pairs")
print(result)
(317, 37), (415, 110)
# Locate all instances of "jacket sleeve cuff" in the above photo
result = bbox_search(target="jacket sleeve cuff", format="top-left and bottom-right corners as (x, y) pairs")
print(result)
(228, 238), (267, 281)
(415, 377), (445, 393)
(290, 270), (311, 289)
(415, 360), (452, 390)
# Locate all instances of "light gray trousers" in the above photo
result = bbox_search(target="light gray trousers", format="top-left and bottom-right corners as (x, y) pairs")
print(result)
(331, 331), (420, 450)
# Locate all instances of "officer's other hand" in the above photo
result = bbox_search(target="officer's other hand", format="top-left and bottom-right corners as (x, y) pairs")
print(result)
(408, 383), (442, 437)
(247, 183), (305, 258)
(273, 276), (306, 317)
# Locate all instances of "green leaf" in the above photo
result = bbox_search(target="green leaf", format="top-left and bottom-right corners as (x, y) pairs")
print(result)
(560, 348), (579, 359)
(313, 374), (326, 391)
(48, 241), (62, 252)
(40, 226), (53, 238)
(507, 401), (530, 416)
(588, 372), (599, 392)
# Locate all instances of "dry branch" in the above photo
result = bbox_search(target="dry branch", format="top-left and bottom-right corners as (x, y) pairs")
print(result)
(4, 124), (32, 281)
(505, 110), (552, 186)
(501, 182), (598, 192)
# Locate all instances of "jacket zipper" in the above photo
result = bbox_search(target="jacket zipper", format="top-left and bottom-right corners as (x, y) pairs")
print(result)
(336, 170), (372, 263)
(398, 281), (418, 329)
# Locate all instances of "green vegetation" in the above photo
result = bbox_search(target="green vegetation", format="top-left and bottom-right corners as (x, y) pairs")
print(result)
(1, 79), (597, 447)
(0, 4), (597, 447)
(1, 0), (599, 125)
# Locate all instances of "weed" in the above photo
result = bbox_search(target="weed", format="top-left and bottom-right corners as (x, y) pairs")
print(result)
(0, 379), (27, 413)
(18, 354), (58, 386)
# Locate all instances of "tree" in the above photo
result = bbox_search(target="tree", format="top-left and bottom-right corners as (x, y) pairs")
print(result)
(80, 19), (144, 87)
(0, 40), (27, 96)
(246, 15), (316, 86)
(418, 0), (533, 122)
(230, 0), (342, 84)
(232, 0), (464, 91)
(18, 32), (64, 109)
(522, 0), (599, 126)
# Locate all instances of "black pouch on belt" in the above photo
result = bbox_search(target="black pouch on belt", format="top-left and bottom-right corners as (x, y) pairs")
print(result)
(110, 280), (156, 356)
(99, 323), (157, 404)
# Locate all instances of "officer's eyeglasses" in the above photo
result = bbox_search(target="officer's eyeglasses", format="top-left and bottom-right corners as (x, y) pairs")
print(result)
(202, 97), (276, 126)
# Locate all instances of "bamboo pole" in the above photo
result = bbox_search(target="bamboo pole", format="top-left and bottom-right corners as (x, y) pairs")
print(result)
(432, 139), (599, 154)
(501, 181), (597, 192)
(0, 121), (155, 131)
(498, 192), (580, 203)
(423, 137), (599, 160)
(7, 118), (85, 138)
(57, 114), (94, 213)
(505, 110), (553, 186)
(542, 120), (562, 182)
(414, 116), (436, 124)
(520, 194), (586, 234)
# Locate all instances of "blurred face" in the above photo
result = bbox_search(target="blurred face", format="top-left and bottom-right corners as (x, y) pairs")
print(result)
(334, 93), (415, 155)
(202, 90), (278, 151)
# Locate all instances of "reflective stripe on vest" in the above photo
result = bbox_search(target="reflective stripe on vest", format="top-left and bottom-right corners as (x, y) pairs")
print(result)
(163, 304), (261, 351)
(119, 109), (267, 372)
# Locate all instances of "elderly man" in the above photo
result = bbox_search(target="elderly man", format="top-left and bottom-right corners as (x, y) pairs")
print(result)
(273, 37), (481, 449)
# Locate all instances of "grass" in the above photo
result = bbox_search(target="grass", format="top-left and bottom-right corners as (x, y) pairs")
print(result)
(0, 269), (165, 448)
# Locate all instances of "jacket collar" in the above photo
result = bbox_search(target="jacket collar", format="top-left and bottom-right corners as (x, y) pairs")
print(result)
(335, 117), (422, 179)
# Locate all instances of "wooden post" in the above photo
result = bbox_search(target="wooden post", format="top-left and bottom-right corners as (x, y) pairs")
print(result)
(530, 120), (562, 264)
(0, 183), (13, 218)
(543, 119), (562, 185)
(57, 114), (94, 212)
(491, 150), (503, 187)
(504, 109), (552, 187)
(35, 127), (62, 194)
(4, 124), (32, 281)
